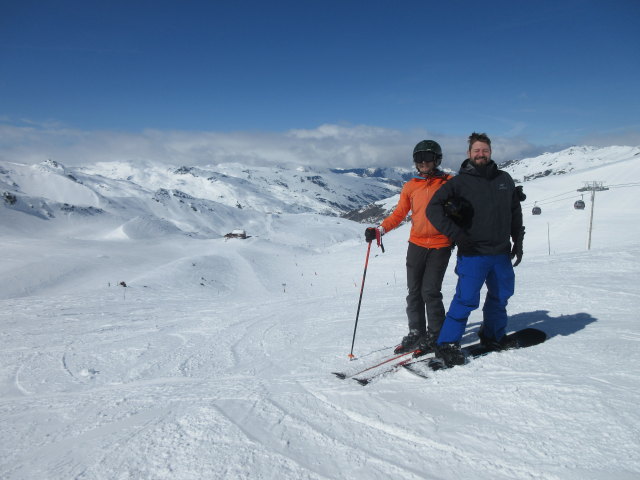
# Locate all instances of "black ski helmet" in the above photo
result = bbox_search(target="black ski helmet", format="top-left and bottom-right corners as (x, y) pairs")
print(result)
(413, 140), (443, 167)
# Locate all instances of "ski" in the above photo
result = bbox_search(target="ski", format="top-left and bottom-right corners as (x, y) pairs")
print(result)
(332, 348), (419, 380)
(401, 358), (432, 379)
(335, 328), (546, 385)
(352, 327), (547, 384)
(351, 354), (421, 385)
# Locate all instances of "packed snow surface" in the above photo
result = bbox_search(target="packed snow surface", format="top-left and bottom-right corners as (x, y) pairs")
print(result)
(1, 146), (639, 479)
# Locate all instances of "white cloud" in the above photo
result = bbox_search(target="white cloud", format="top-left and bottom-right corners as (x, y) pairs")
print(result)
(0, 120), (597, 171)
(578, 127), (640, 148)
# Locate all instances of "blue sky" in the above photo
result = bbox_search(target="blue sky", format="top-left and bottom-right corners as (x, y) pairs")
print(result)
(1, 0), (639, 169)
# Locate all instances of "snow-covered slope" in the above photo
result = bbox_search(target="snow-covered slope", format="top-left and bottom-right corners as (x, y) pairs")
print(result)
(1, 147), (639, 479)
(511, 146), (640, 254)
(501, 145), (640, 182)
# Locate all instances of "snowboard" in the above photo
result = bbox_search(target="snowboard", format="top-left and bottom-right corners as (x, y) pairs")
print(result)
(410, 327), (547, 373)
(465, 327), (547, 357)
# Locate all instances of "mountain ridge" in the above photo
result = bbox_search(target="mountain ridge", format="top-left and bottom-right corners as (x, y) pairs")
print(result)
(345, 145), (640, 225)
(1, 145), (638, 238)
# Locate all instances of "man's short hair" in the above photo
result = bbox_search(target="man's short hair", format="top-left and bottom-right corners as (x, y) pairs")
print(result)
(468, 132), (491, 149)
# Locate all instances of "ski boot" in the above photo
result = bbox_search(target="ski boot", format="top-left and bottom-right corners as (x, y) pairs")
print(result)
(413, 331), (437, 358)
(433, 342), (466, 368)
(394, 329), (424, 354)
(478, 324), (518, 351)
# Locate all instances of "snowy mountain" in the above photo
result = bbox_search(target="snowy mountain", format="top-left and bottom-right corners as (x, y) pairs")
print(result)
(345, 145), (640, 225)
(501, 145), (640, 183)
(0, 158), (408, 240)
(1, 146), (640, 479)
(4, 145), (636, 240)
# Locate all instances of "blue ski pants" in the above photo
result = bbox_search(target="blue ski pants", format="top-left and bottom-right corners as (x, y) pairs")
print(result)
(437, 254), (515, 344)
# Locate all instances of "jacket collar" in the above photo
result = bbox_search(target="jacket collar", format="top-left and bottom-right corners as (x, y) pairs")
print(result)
(412, 169), (447, 180)
(460, 159), (499, 179)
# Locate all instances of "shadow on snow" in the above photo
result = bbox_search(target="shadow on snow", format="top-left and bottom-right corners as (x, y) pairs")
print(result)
(469, 309), (597, 341)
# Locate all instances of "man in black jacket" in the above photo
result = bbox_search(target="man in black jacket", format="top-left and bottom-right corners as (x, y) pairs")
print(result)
(425, 132), (524, 367)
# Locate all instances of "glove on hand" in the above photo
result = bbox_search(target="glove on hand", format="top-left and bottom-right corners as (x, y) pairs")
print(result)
(511, 226), (525, 267)
(443, 196), (474, 228)
(515, 185), (527, 202)
(443, 197), (465, 221)
(364, 226), (385, 243)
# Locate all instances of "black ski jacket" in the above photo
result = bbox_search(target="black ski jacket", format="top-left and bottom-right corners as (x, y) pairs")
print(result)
(426, 159), (523, 256)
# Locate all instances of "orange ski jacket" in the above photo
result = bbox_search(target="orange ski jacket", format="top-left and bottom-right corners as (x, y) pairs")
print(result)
(380, 172), (452, 249)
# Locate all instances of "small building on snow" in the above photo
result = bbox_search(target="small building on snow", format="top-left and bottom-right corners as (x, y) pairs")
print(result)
(225, 229), (247, 239)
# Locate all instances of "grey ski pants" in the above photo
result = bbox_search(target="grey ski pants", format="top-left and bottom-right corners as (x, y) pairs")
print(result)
(405, 242), (452, 335)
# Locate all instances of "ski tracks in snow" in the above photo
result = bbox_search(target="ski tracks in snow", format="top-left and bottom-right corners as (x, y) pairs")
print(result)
(2, 240), (640, 479)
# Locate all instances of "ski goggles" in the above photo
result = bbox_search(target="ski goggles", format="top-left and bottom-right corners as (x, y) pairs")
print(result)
(413, 151), (439, 164)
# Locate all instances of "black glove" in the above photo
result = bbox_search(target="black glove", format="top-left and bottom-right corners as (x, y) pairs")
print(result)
(364, 226), (385, 252)
(443, 196), (473, 228)
(364, 227), (377, 243)
(515, 185), (527, 202)
(511, 226), (525, 267)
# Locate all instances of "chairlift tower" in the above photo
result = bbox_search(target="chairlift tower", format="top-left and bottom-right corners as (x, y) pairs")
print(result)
(577, 181), (609, 250)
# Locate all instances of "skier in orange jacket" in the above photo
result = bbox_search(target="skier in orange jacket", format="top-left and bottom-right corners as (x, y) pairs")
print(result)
(365, 140), (453, 354)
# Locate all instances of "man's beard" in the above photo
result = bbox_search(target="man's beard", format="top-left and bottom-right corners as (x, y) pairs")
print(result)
(471, 156), (489, 165)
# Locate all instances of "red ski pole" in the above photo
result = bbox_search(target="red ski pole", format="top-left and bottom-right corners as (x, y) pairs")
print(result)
(348, 240), (373, 360)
